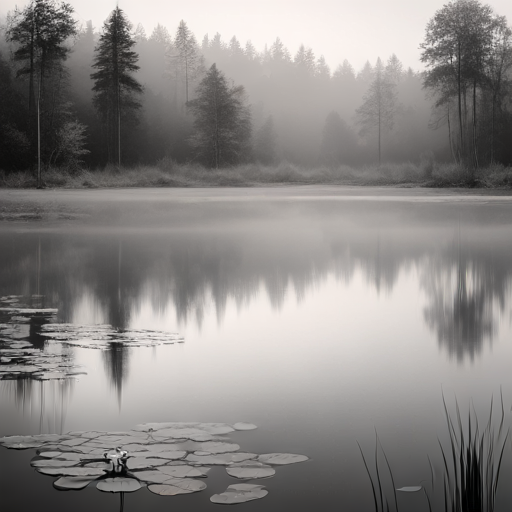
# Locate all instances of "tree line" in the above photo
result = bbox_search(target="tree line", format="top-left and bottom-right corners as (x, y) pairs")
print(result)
(1, 0), (511, 176)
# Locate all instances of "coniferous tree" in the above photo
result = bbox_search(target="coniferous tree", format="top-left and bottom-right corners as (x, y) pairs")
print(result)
(294, 45), (316, 77)
(6, 0), (77, 181)
(356, 57), (398, 164)
(188, 64), (251, 168)
(91, 7), (142, 166)
(173, 20), (199, 105)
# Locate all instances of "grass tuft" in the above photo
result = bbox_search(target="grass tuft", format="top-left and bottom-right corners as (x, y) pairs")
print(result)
(439, 391), (509, 512)
(1, 162), (512, 189)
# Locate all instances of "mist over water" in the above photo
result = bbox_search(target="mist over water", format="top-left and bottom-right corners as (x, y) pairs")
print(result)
(2, 190), (512, 511)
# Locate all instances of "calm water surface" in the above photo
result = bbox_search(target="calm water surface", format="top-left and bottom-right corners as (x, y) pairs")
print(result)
(2, 188), (512, 511)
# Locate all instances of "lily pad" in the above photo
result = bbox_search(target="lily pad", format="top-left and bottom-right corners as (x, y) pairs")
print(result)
(38, 451), (63, 459)
(53, 476), (97, 490)
(200, 423), (235, 435)
(127, 457), (170, 469)
(210, 483), (268, 504)
(257, 453), (309, 465)
(186, 453), (257, 465)
(158, 465), (207, 478)
(1, 442), (45, 449)
(226, 461), (275, 480)
(195, 442), (240, 454)
(31, 459), (78, 468)
(144, 450), (187, 460)
(0, 308), (58, 315)
(97, 477), (142, 493)
(130, 470), (172, 484)
(397, 486), (422, 492)
(45, 452), (84, 461)
(0, 301), (85, 383)
(147, 478), (207, 495)
(37, 467), (107, 477)
(232, 423), (257, 431)
(41, 324), (183, 349)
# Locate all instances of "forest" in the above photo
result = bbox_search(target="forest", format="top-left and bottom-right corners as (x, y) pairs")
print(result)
(0, 0), (511, 184)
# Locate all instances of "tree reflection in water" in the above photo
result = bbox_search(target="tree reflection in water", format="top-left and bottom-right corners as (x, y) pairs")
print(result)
(0, 378), (74, 433)
(420, 230), (509, 362)
(3, 203), (512, 380)
(103, 344), (130, 408)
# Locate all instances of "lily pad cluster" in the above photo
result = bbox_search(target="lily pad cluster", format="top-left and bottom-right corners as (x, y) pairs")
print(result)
(0, 421), (309, 504)
(40, 324), (184, 349)
(0, 296), (84, 381)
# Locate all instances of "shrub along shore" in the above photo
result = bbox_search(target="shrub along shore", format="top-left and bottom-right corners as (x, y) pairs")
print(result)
(2, 160), (512, 189)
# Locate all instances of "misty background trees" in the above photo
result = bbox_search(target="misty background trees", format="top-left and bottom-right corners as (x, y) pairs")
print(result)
(188, 64), (251, 168)
(91, 6), (142, 166)
(1, 0), (512, 173)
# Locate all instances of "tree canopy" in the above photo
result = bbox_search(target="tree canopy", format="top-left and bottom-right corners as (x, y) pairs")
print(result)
(188, 64), (251, 168)
(91, 6), (143, 166)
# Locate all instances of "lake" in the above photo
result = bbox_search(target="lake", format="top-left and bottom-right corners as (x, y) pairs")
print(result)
(1, 187), (512, 511)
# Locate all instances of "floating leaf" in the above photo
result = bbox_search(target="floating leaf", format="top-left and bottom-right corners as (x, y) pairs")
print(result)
(127, 457), (169, 470)
(195, 442), (240, 454)
(59, 438), (87, 447)
(37, 467), (107, 477)
(46, 452), (85, 461)
(147, 478), (206, 495)
(396, 486), (422, 492)
(0, 307), (57, 315)
(53, 476), (97, 490)
(155, 427), (216, 440)
(186, 453), (257, 465)
(200, 423), (235, 435)
(258, 453), (309, 465)
(38, 451), (62, 459)
(210, 483), (268, 504)
(232, 423), (257, 431)
(31, 459), (78, 468)
(226, 462), (275, 480)
(2, 442), (45, 449)
(145, 451), (187, 460)
(96, 477), (142, 493)
(133, 422), (199, 432)
(41, 324), (183, 349)
(158, 465), (207, 478)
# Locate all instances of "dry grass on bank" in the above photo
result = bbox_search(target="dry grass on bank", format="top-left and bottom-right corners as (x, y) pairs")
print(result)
(1, 159), (512, 189)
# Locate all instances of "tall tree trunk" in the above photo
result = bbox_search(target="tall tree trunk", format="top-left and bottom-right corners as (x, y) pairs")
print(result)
(37, 62), (43, 188)
(117, 78), (121, 167)
(457, 42), (464, 164)
(214, 80), (219, 169)
(185, 57), (189, 105)
(28, 15), (36, 141)
(447, 104), (456, 163)
(490, 92), (496, 164)
(472, 79), (478, 170)
(378, 111), (381, 166)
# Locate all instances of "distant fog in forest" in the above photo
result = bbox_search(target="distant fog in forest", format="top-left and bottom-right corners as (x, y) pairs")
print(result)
(1, 0), (511, 170)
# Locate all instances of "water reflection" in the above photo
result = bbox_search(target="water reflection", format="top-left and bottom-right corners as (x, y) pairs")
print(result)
(420, 235), (508, 361)
(1, 203), (512, 376)
(103, 345), (130, 408)
(0, 378), (74, 433)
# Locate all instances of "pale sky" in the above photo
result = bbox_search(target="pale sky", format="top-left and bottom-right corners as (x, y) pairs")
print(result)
(2, 0), (512, 72)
